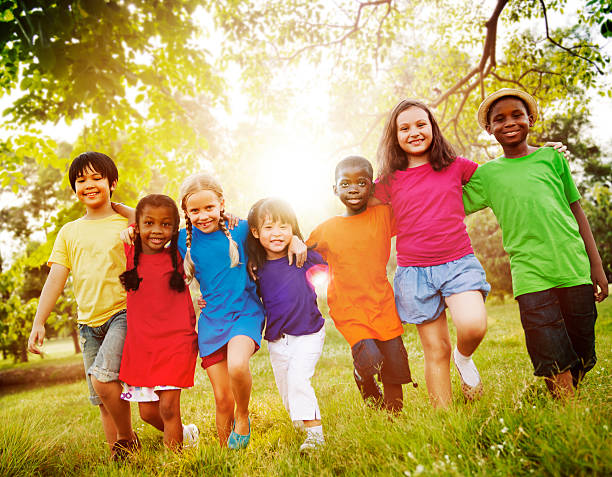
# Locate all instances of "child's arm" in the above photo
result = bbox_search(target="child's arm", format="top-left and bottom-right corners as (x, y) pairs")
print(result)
(111, 202), (135, 223)
(27, 263), (70, 355)
(570, 201), (608, 302)
(288, 235), (307, 267)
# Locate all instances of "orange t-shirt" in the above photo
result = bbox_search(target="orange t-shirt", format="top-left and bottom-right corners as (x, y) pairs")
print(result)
(306, 205), (403, 347)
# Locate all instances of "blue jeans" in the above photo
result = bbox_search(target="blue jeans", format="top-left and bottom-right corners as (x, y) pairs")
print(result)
(78, 310), (127, 405)
(516, 284), (597, 381)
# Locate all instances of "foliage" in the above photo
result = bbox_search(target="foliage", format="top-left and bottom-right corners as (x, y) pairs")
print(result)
(1, 301), (611, 475)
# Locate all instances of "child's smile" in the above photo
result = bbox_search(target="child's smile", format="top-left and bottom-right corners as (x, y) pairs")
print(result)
(253, 216), (293, 260)
(396, 107), (433, 163)
(334, 165), (372, 216)
(185, 190), (224, 234)
(137, 205), (175, 254)
(486, 97), (534, 154)
(74, 166), (115, 210)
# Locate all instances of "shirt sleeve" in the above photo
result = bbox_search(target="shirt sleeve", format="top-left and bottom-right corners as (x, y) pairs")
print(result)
(306, 224), (327, 261)
(459, 156), (479, 185)
(304, 250), (327, 269)
(48, 225), (71, 269)
(462, 167), (489, 215)
(555, 150), (581, 204)
(373, 176), (392, 203)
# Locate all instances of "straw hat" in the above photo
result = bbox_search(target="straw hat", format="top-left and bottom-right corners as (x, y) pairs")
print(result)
(477, 88), (538, 130)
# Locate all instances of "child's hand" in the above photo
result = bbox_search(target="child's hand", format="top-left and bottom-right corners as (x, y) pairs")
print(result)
(591, 266), (609, 302)
(543, 142), (568, 154)
(225, 212), (240, 230)
(27, 324), (46, 355)
(120, 225), (135, 245)
(288, 235), (307, 267)
(197, 296), (207, 309)
(247, 259), (258, 281)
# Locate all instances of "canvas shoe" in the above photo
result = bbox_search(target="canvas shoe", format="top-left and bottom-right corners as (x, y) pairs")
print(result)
(299, 428), (324, 453)
(182, 423), (199, 448)
(453, 349), (484, 401)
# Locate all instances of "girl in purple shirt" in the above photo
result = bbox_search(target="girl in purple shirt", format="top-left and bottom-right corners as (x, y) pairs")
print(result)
(248, 198), (327, 452)
(371, 100), (490, 407)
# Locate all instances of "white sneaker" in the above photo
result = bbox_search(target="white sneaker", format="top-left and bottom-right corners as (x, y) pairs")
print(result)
(182, 423), (199, 448)
(299, 429), (324, 452)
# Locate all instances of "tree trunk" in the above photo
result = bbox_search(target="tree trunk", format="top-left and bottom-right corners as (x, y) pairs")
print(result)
(71, 327), (81, 354)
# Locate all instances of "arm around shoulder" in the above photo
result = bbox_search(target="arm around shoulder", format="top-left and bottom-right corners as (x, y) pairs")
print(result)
(111, 202), (135, 223)
(570, 200), (608, 302)
(28, 263), (70, 354)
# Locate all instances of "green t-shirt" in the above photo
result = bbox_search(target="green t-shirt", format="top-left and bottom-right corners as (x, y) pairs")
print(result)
(463, 147), (591, 297)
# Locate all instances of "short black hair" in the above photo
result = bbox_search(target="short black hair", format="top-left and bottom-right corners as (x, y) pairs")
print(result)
(334, 155), (374, 181)
(68, 152), (118, 197)
(486, 95), (530, 125)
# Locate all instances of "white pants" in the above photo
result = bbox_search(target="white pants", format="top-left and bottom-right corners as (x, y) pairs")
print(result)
(268, 326), (325, 422)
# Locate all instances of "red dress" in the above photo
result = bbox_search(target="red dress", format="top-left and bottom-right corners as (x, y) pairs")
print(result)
(119, 245), (198, 387)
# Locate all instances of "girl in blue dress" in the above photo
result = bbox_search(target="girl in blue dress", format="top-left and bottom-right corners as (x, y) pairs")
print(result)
(178, 172), (305, 449)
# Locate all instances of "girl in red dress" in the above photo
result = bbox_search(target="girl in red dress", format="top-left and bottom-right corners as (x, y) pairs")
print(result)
(118, 194), (199, 450)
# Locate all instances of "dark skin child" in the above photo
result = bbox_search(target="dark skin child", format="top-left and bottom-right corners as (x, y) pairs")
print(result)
(334, 164), (373, 216)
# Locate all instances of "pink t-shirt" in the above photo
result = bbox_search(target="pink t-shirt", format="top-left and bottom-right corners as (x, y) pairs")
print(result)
(374, 156), (478, 267)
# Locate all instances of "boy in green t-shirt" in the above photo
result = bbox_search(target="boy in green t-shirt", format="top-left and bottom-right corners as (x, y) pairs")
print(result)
(463, 88), (608, 399)
(27, 152), (139, 460)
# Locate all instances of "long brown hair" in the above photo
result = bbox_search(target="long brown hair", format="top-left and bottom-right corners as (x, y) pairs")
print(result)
(179, 172), (239, 284)
(376, 99), (456, 180)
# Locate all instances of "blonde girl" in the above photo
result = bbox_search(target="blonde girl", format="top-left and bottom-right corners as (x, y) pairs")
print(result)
(178, 172), (306, 449)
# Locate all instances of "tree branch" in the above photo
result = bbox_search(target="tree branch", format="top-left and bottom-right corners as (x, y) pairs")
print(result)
(539, 0), (604, 75)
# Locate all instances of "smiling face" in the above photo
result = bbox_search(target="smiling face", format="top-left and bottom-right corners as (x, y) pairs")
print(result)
(184, 189), (223, 234)
(333, 164), (373, 216)
(396, 106), (433, 164)
(74, 165), (115, 210)
(486, 96), (534, 153)
(251, 215), (293, 260)
(136, 205), (176, 254)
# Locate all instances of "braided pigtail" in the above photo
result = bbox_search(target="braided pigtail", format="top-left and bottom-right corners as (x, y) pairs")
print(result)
(183, 216), (196, 284)
(168, 232), (186, 292)
(219, 211), (240, 268)
(119, 236), (143, 291)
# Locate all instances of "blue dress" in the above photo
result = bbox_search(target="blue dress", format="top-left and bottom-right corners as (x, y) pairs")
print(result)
(178, 220), (265, 357)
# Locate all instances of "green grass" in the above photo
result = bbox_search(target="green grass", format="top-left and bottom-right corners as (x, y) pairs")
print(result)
(1, 300), (611, 476)
(0, 337), (82, 372)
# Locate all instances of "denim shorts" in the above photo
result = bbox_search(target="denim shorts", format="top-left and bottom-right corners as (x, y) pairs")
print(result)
(78, 310), (127, 405)
(516, 284), (597, 378)
(351, 336), (413, 385)
(394, 254), (490, 325)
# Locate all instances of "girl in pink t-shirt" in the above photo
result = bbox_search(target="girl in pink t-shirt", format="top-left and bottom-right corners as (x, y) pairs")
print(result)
(372, 99), (489, 408)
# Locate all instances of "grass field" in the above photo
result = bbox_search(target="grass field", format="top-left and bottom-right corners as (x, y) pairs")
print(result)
(1, 300), (611, 476)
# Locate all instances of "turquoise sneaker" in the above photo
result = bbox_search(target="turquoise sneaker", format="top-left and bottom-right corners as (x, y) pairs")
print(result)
(227, 418), (250, 449)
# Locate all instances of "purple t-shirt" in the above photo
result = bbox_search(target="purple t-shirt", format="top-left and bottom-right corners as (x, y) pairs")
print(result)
(374, 156), (478, 267)
(258, 250), (326, 341)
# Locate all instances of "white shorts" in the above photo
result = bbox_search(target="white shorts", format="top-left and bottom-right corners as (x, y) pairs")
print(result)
(267, 326), (325, 422)
(120, 383), (183, 402)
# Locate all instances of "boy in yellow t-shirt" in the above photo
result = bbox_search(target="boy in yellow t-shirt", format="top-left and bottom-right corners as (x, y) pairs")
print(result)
(27, 152), (138, 461)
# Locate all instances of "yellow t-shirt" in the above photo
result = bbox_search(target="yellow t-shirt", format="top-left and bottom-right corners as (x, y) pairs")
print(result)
(49, 214), (128, 327)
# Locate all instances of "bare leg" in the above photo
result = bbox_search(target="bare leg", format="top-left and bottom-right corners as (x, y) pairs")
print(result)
(99, 404), (119, 449)
(545, 370), (575, 399)
(382, 383), (403, 413)
(91, 377), (135, 441)
(227, 336), (255, 435)
(139, 401), (164, 432)
(206, 360), (235, 446)
(158, 390), (183, 450)
(445, 291), (487, 357)
(416, 312), (452, 408)
(303, 419), (322, 428)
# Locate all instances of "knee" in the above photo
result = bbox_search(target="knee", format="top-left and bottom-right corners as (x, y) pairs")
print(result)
(159, 401), (180, 423)
(214, 391), (234, 415)
(227, 360), (250, 382)
(424, 339), (452, 364)
(90, 376), (113, 399)
(464, 317), (488, 343)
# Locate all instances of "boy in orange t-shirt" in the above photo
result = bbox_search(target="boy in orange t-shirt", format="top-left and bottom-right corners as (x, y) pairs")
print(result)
(307, 156), (414, 412)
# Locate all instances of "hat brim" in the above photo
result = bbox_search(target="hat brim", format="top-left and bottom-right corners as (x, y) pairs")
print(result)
(477, 88), (538, 130)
